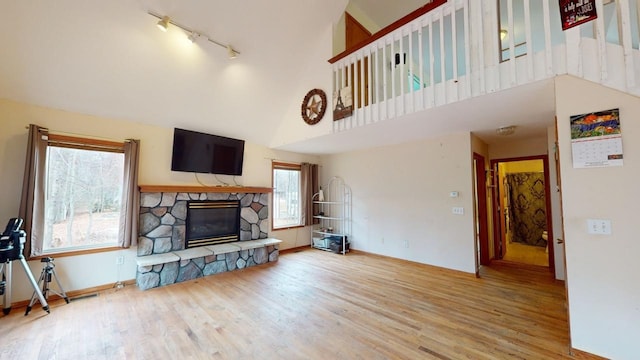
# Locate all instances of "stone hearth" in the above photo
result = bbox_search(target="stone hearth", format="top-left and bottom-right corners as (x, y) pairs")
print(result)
(136, 238), (281, 290)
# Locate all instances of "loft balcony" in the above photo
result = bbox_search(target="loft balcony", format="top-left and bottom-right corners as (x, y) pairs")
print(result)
(328, 0), (640, 135)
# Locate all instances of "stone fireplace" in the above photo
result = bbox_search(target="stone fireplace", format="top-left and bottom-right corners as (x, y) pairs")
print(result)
(138, 188), (270, 256)
(136, 185), (281, 290)
(186, 200), (241, 248)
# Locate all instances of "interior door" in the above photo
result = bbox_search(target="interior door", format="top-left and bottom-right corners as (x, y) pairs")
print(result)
(474, 153), (490, 266)
(490, 160), (506, 259)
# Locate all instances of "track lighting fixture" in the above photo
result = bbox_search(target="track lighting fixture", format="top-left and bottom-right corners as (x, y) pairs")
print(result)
(187, 31), (200, 43)
(148, 11), (241, 59)
(157, 16), (170, 32)
(227, 45), (239, 59)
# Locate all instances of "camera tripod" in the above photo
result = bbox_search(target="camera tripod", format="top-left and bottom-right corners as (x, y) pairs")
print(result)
(0, 218), (49, 315)
(25, 257), (69, 315)
(0, 256), (50, 315)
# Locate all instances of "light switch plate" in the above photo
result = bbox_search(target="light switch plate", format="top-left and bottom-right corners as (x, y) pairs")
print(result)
(452, 207), (464, 215)
(587, 219), (611, 235)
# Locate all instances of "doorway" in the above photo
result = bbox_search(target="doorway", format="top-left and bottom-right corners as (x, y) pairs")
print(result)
(473, 153), (490, 276)
(490, 156), (554, 270)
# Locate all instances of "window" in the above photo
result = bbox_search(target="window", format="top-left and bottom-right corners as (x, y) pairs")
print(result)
(272, 162), (302, 229)
(43, 135), (125, 253)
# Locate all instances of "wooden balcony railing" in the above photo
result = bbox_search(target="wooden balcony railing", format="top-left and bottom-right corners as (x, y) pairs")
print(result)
(328, 0), (640, 133)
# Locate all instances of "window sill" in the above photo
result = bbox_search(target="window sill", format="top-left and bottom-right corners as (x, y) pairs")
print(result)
(272, 225), (305, 231)
(31, 246), (122, 260)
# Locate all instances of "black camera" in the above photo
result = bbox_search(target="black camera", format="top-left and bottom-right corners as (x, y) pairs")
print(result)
(0, 218), (25, 263)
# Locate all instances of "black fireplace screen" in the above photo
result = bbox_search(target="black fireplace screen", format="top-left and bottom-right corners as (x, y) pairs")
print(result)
(186, 200), (240, 247)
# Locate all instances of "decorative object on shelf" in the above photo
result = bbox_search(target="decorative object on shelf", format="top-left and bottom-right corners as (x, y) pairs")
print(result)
(311, 176), (351, 255)
(333, 86), (353, 121)
(301, 88), (327, 125)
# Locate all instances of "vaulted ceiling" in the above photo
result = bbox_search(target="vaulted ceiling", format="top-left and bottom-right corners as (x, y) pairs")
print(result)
(0, 1), (554, 155)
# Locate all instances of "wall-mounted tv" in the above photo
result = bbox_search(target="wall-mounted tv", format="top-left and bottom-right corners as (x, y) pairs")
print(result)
(171, 128), (245, 176)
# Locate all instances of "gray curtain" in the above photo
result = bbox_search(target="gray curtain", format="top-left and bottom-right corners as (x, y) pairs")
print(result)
(18, 124), (48, 258)
(300, 163), (319, 226)
(119, 139), (140, 248)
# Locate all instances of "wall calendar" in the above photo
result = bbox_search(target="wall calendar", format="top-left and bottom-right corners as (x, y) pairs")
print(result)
(570, 108), (623, 168)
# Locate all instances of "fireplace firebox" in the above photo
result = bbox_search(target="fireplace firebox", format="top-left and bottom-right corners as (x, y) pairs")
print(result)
(186, 200), (241, 248)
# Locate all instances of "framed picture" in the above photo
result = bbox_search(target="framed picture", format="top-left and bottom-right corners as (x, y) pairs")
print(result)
(559, 0), (597, 31)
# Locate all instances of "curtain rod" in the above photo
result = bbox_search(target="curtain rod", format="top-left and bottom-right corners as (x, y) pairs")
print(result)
(26, 125), (133, 143)
(265, 158), (323, 166)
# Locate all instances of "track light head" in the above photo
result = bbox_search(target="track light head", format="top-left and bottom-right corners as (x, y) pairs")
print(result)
(227, 45), (239, 59)
(188, 32), (200, 43)
(157, 16), (170, 32)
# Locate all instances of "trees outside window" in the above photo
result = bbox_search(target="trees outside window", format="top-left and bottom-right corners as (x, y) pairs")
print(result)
(272, 163), (301, 229)
(43, 142), (124, 252)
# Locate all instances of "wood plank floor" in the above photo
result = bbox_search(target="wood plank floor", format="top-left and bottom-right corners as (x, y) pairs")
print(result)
(0, 249), (604, 359)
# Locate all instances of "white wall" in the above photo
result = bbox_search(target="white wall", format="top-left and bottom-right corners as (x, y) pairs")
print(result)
(489, 136), (548, 159)
(555, 75), (640, 359)
(0, 98), (319, 302)
(270, 23), (337, 149)
(321, 132), (476, 273)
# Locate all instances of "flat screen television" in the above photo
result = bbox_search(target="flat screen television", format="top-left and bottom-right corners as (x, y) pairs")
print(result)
(171, 128), (245, 176)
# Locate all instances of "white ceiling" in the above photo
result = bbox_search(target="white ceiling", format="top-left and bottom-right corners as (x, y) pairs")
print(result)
(0, 1), (555, 155)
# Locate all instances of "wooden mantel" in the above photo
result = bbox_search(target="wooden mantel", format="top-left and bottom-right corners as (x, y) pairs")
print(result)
(139, 185), (272, 193)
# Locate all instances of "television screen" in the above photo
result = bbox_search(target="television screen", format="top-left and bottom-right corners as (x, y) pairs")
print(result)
(171, 128), (244, 176)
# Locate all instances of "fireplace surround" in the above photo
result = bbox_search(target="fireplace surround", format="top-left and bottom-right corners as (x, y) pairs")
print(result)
(136, 186), (280, 290)
(138, 187), (270, 256)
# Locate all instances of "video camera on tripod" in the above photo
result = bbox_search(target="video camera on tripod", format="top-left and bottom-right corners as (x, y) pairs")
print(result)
(0, 218), (25, 262)
(0, 218), (50, 315)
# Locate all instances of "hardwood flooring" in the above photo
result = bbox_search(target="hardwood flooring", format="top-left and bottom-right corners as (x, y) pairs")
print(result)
(0, 249), (603, 359)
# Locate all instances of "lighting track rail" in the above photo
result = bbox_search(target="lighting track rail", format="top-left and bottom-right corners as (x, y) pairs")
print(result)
(147, 10), (240, 59)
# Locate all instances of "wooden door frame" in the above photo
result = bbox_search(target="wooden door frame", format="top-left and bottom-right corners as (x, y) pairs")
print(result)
(473, 153), (490, 267)
(489, 155), (555, 272)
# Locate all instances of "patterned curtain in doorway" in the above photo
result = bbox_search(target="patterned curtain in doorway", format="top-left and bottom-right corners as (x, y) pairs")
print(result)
(506, 173), (547, 247)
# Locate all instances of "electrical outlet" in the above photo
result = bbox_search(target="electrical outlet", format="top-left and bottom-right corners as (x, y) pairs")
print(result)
(403, 240), (409, 248)
(452, 207), (464, 215)
(116, 255), (124, 265)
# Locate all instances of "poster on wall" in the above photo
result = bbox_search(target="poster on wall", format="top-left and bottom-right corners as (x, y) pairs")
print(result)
(559, 0), (597, 30)
(570, 108), (623, 168)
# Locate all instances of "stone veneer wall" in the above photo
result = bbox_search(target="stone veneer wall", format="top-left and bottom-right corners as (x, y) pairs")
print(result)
(136, 241), (280, 290)
(138, 192), (269, 256)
